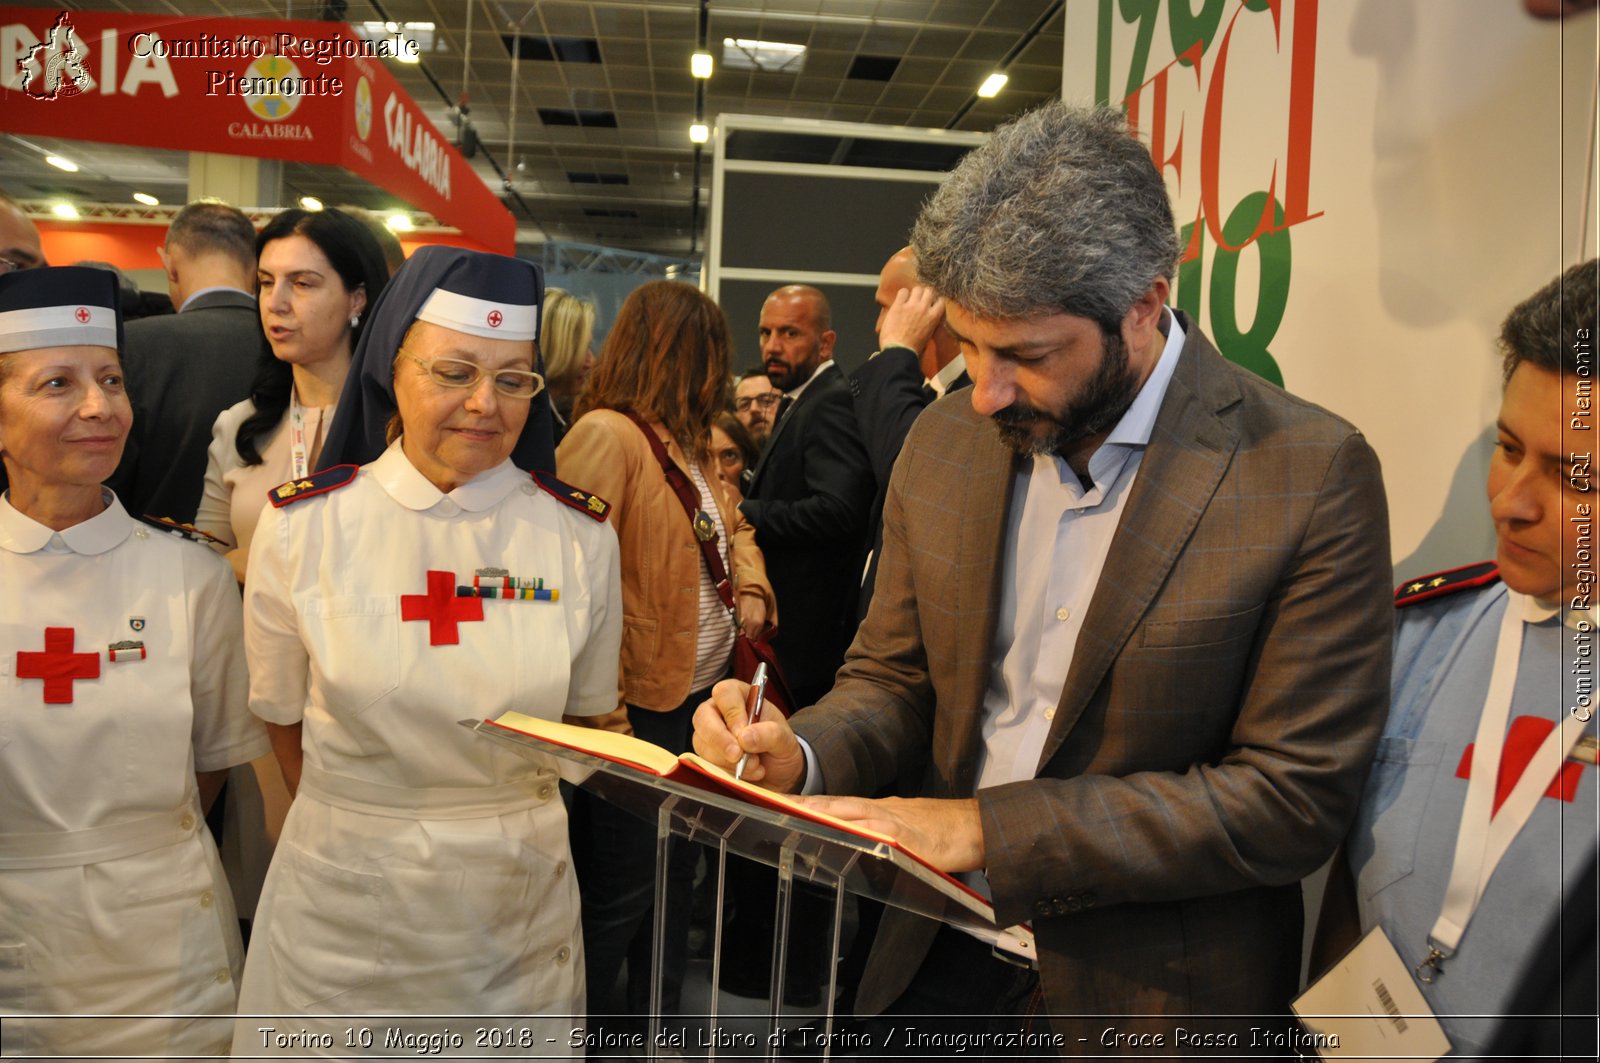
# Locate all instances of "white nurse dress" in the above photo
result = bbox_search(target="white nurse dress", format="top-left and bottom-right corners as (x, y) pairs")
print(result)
(232, 442), (621, 1057)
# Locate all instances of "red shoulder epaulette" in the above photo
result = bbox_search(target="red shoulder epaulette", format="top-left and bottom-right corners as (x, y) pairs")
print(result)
(1395, 561), (1500, 608)
(139, 515), (226, 545)
(532, 470), (610, 522)
(268, 465), (359, 508)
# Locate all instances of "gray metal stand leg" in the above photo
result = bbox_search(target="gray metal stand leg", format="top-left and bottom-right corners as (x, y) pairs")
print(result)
(821, 873), (845, 1063)
(705, 837), (731, 1061)
(766, 845), (796, 1058)
(646, 803), (672, 1061)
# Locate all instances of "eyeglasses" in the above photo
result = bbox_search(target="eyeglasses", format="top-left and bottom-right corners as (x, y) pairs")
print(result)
(402, 353), (544, 399)
(715, 447), (744, 466)
(0, 253), (35, 275)
(735, 393), (780, 412)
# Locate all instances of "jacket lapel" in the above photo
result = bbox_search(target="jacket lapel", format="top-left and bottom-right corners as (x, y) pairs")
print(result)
(749, 364), (830, 489)
(1035, 325), (1242, 769)
(946, 413), (1016, 795)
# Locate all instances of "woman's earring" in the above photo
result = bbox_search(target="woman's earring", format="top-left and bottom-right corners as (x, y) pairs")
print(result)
(350, 315), (360, 329)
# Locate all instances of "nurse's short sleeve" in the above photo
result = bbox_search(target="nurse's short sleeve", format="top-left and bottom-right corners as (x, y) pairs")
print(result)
(243, 502), (310, 725)
(184, 544), (270, 770)
(565, 516), (623, 718)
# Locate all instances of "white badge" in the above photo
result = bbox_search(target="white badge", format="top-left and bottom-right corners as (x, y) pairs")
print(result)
(1293, 926), (1453, 1061)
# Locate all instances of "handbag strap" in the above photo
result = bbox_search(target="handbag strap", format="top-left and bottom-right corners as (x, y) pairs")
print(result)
(620, 410), (739, 614)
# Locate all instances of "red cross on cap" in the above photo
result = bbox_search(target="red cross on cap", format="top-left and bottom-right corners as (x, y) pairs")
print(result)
(486, 309), (503, 328)
(401, 570), (484, 645)
(74, 307), (91, 323)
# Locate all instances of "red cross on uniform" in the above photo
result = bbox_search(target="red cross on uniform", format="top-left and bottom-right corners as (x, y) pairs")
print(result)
(74, 307), (90, 323)
(487, 309), (503, 328)
(17, 627), (101, 704)
(401, 570), (483, 645)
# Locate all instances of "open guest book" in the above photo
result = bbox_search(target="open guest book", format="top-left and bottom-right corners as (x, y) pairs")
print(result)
(474, 710), (1034, 958)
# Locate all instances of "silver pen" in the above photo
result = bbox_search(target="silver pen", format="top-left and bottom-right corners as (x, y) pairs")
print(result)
(733, 662), (769, 782)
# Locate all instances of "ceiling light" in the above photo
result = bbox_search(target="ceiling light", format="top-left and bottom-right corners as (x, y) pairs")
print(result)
(722, 37), (806, 75)
(691, 50), (713, 79)
(299, 196), (324, 211)
(45, 155), (79, 172)
(385, 213), (414, 233)
(977, 72), (1008, 98)
(689, 122), (709, 144)
(132, 192), (159, 206)
(396, 41), (421, 64)
(51, 202), (79, 219)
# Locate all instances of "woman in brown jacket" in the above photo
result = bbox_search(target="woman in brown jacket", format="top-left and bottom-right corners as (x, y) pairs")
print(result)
(556, 280), (775, 1022)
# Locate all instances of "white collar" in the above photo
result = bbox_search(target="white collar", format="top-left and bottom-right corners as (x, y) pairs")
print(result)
(370, 438), (526, 513)
(783, 358), (836, 402)
(0, 489), (132, 555)
(929, 353), (968, 397)
(1522, 591), (1596, 632)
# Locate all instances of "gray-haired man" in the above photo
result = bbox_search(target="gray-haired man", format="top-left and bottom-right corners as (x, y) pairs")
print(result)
(696, 101), (1393, 1045)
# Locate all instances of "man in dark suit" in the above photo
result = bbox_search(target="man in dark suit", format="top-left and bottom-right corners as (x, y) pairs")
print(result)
(697, 102), (1392, 1044)
(724, 285), (874, 1007)
(107, 201), (260, 522)
(850, 245), (969, 618)
(740, 284), (875, 708)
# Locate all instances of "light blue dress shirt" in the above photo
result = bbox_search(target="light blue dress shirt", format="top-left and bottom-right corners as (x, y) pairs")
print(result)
(974, 313), (1185, 790)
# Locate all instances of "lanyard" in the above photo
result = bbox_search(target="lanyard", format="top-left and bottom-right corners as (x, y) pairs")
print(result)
(1417, 590), (1588, 981)
(287, 388), (313, 480)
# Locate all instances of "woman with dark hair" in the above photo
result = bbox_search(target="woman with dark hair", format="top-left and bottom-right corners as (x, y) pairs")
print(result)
(193, 208), (388, 582)
(556, 280), (775, 1019)
(712, 410), (758, 494)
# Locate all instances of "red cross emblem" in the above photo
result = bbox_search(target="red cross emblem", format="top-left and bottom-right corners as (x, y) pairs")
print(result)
(486, 309), (503, 328)
(400, 570), (483, 645)
(1457, 715), (1587, 809)
(16, 627), (100, 704)
(74, 307), (91, 323)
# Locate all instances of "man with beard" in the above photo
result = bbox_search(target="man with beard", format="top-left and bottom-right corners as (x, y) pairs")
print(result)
(740, 284), (875, 708)
(694, 102), (1393, 1045)
(724, 284), (874, 1007)
(733, 370), (782, 447)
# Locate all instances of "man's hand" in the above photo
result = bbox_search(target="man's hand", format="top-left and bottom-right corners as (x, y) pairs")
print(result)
(798, 795), (986, 873)
(878, 285), (946, 356)
(692, 678), (807, 792)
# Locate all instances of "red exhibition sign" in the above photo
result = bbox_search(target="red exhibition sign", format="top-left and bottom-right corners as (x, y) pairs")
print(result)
(0, 6), (514, 252)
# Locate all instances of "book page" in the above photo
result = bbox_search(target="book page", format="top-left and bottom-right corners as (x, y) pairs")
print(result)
(490, 711), (680, 775)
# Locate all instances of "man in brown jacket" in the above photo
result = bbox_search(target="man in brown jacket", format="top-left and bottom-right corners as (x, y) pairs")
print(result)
(695, 102), (1392, 1047)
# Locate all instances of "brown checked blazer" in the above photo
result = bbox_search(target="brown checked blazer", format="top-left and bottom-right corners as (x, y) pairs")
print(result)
(793, 313), (1393, 1039)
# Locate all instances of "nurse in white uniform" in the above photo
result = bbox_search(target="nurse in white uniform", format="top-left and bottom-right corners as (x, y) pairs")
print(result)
(0, 266), (268, 1058)
(232, 247), (622, 1055)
